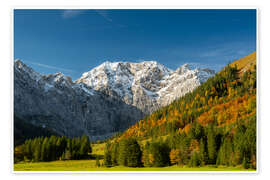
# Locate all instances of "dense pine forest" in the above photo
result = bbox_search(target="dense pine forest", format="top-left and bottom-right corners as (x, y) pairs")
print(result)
(14, 135), (92, 163)
(14, 52), (256, 170)
(104, 52), (256, 169)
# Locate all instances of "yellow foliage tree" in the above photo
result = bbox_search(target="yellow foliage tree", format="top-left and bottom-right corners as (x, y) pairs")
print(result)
(169, 149), (182, 165)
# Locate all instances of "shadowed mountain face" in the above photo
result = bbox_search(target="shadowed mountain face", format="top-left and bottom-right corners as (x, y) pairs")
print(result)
(14, 60), (214, 140)
(14, 60), (144, 141)
(14, 115), (60, 146)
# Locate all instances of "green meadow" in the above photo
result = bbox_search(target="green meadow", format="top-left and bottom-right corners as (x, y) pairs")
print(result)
(14, 160), (254, 171)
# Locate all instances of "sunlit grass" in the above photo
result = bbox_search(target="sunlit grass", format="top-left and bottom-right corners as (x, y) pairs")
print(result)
(92, 143), (105, 156)
(14, 160), (255, 171)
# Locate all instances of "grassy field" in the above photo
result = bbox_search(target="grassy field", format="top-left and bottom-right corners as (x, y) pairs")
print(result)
(14, 160), (255, 171)
(91, 142), (105, 156)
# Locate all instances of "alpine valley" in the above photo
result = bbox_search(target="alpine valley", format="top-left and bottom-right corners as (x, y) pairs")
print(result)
(14, 60), (215, 143)
(13, 9), (257, 171)
(14, 52), (257, 171)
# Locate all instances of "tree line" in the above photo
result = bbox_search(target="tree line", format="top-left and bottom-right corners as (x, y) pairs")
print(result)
(14, 135), (92, 163)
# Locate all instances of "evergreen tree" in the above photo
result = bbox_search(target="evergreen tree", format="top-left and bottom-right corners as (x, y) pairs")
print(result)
(33, 140), (41, 162)
(124, 138), (142, 167)
(111, 142), (119, 166)
(189, 152), (201, 167)
(41, 137), (48, 161)
(207, 125), (217, 164)
(242, 157), (249, 169)
(199, 138), (207, 165)
(118, 139), (128, 166)
(79, 135), (91, 159)
(104, 143), (112, 167)
(146, 141), (170, 167)
(142, 142), (151, 167)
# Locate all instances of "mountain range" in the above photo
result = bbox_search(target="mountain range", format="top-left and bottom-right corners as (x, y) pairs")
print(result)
(14, 60), (215, 141)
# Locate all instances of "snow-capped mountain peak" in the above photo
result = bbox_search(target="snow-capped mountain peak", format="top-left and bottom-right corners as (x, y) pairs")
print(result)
(76, 61), (215, 113)
(175, 63), (191, 75)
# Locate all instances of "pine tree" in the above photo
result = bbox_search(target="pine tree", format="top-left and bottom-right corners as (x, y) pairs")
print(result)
(199, 138), (207, 165)
(142, 142), (151, 167)
(242, 157), (249, 169)
(111, 142), (119, 166)
(189, 152), (201, 167)
(147, 141), (170, 167)
(33, 140), (41, 162)
(104, 143), (112, 167)
(41, 137), (48, 161)
(207, 125), (217, 164)
(79, 135), (91, 159)
(118, 139), (128, 166)
(125, 138), (142, 167)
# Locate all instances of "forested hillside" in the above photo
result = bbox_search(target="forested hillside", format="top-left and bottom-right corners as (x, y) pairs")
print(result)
(104, 52), (257, 169)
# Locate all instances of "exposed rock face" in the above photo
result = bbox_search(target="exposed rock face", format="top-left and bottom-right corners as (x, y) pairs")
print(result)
(14, 60), (214, 140)
(14, 60), (144, 140)
(76, 61), (215, 114)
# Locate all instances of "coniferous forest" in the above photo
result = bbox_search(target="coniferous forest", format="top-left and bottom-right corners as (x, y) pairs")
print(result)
(14, 135), (92, 163)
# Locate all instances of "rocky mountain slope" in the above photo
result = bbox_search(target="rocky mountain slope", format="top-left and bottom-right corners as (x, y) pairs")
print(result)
(14, 60), (144, 140)
(76, 61), (215, 114)
(14, 60), (214, 140)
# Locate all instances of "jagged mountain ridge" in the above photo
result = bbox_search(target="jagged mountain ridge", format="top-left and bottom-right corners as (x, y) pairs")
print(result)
(76, 61), (215, 113)
(14, 60), (214, 140)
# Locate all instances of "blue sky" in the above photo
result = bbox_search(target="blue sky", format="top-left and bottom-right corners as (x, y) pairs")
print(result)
(14, 9), (256, 80)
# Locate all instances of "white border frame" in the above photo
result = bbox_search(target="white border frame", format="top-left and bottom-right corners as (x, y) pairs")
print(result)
(11, 7), (259, 174)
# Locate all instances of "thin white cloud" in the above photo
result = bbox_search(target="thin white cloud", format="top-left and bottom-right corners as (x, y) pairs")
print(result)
(95, 10), (113, 22)
(184, 62), (225, 72)
(200, 50), (221, 58)
(198, 43), (251, 59)
(134, 58), (157, 63)
(24, 60), (75, 73)
(62, 10), (83, 19)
